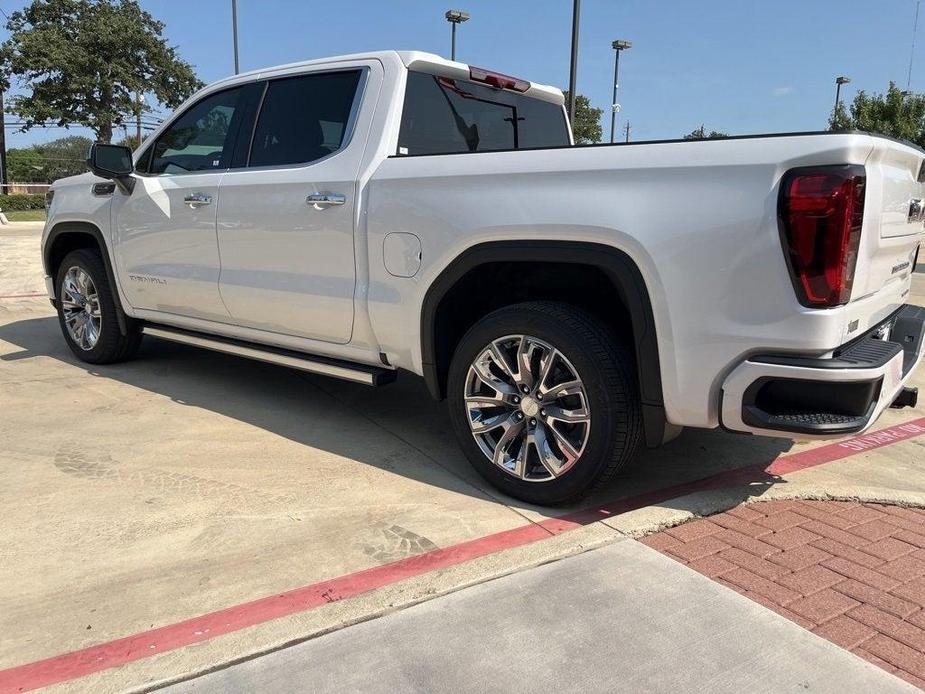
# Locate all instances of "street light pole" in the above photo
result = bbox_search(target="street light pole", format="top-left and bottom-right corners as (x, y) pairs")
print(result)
(567, 0), (581, 125)
(445, 10), (470, 61)
(834, 75), (850, 118)
(610, 39), (632, 143)
(231, 0), (240, 74)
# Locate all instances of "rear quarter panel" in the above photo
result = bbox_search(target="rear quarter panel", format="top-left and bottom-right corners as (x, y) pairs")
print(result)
(366, 134), (879, 429)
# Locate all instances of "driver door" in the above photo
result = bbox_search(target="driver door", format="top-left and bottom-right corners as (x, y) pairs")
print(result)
(111, 85), (252, 322)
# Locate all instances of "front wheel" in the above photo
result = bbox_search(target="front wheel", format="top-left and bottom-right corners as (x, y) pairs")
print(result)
(447, 301), (642, 506)
(55, 248), (142, 364)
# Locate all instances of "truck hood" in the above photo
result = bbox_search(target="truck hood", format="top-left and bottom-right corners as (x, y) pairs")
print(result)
(49, 171), (106, 190)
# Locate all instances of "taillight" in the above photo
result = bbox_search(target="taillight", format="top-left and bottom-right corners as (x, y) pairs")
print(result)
(778, 165), (866, 307)
(468, 66), (530, 92)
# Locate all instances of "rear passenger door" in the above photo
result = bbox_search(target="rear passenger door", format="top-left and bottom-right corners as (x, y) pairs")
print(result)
(216, 64), (373, 344)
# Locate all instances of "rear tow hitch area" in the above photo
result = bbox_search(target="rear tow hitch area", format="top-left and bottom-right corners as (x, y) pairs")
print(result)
(891, 386), (919, 409)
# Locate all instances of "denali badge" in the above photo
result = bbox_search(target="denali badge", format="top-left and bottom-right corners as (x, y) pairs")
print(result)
(909, 198), (925, 223)
(128, 274), (167, 285)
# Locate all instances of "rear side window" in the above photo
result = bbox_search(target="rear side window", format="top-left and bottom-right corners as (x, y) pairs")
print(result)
(149, 87), (243, 174)
(249, 70), (362, 167)
(398, 71), (569, 155)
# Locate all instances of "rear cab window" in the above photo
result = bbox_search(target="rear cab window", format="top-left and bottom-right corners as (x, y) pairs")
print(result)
(397, 70), (569, 156)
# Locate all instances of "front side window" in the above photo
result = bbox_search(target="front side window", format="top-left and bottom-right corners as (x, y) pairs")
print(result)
(249, 70), (362, 168)
(397, 71), (570, 156)
(149, 87), (243, 175)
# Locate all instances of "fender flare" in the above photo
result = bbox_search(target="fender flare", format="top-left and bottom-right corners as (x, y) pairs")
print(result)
(420, 240), (666, 446)
(44, 222), (131, 336)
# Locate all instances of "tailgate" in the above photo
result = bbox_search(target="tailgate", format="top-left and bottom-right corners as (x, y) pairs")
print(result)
(852, 137), (925, 310)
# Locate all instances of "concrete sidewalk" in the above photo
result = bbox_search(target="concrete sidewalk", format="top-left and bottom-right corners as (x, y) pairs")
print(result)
(163, 539), (915, 694)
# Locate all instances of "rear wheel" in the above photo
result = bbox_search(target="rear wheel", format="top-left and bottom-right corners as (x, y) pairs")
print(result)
(447, 301), (642, 505)
(55, 248), (141, 364)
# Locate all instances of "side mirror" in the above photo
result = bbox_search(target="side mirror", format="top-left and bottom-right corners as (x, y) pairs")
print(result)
(86, 143), (135, 193)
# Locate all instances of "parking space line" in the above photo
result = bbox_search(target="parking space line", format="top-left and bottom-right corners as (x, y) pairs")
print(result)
(2, 416), (924, 692)
(0, 293), (45, 299)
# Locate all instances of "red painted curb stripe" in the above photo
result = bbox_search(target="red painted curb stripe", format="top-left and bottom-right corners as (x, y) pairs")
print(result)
(2, 416), (924, 692)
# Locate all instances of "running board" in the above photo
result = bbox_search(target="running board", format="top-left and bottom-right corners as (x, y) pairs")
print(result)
(142, 325), (397, 386)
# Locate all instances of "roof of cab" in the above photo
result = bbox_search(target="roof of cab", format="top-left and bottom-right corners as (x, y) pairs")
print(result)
(209, 50), (564, 106)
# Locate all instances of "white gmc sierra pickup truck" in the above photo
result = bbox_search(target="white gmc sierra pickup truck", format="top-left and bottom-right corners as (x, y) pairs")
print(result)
(42, 50), (925, 504)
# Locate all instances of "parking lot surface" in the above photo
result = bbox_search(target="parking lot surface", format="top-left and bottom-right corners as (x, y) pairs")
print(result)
(1, 222), (924, 692)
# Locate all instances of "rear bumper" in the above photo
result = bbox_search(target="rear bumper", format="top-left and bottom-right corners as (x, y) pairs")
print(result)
(721, 304), (924, 438)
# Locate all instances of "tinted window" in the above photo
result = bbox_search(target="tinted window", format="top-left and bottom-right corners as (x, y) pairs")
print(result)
(398, 71), (569, 155)
(134, 146), (152, 173)
(150, 88), (243, 174)
(249, 70), (361, 167)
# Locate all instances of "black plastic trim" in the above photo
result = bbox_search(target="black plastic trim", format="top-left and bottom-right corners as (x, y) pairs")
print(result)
(750, 304), (924, 375)
(420, 240), (665, 445)
(742, 376), (882, 436)
(752, 337), (901, 370)
(44, 222), (130, 336)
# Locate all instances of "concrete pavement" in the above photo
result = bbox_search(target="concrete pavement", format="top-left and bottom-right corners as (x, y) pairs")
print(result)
(163, 539), (916, 694)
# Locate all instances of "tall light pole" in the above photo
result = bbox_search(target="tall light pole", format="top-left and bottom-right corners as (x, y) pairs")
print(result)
(445, 10), (470, 61)
(610, 39), (632, 143)
(834, 75), (851, 116)
(231, 0), (240, 74)
(567, 0), (581, 125)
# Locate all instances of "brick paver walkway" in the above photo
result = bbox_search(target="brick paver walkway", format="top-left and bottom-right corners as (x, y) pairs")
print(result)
(641, 500), (925, 690)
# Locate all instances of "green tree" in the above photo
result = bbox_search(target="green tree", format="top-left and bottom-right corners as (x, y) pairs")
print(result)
(6, 147), (44, 181)
(116, 133), (142, 150)
(562, 91), (604, 144)
(684, 125), (728, 140)
(0, 0), (202, 143)
(829, 81), (925, 147)
(35, 135), (93, 181)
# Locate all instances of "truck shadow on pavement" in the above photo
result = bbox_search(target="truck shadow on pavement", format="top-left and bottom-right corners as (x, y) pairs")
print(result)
(0, 315), (794, 517)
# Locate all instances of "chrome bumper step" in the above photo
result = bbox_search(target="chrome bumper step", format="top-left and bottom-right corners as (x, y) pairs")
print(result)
(142, 325), (397, 386)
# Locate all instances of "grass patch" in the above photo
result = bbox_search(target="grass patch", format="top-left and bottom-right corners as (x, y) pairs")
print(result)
(4, 210), (46, 222)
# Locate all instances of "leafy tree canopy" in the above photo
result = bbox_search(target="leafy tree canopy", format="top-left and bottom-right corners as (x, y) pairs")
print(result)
(0, 0), (203, 143)
(829, 81), (925, 148)
(684, 125), (728, 140)
(563, 91), (604, 144)
(6, 147), (44, 181)
(6, 135), (91, 182)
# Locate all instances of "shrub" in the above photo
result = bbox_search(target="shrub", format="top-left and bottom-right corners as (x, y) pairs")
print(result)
(0, 193), (46, 211)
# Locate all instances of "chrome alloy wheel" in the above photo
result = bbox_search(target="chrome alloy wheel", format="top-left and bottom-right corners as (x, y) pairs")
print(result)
(463, 334), (591, 482)
(61, 266), (102, 351)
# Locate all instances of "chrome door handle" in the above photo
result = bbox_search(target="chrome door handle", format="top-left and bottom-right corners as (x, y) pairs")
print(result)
(184, 193), (212, 208)
(306, 192), (346, 210)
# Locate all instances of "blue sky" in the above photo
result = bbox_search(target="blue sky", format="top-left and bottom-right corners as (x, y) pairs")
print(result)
(3, 0), (924, 147)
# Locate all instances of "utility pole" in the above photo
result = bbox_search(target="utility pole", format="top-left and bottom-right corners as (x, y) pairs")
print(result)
(445, 10), (470, 61)
(623, 121), (631, 143)
(567, 0), (580, 125)
(910, 0), (921, 90)
(231, 0), (240, 74)
(135, 93), (142, 146)
(609, 39), (632, 143)
(0, 91), (7, 191)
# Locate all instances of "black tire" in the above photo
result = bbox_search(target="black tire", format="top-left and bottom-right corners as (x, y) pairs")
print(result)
(55, 248), (142, 364)
(447, 301), (642, 506)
